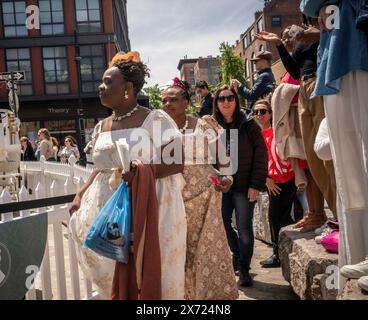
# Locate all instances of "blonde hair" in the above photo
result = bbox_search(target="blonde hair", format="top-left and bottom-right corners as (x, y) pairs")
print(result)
(38, 128), (51, 140)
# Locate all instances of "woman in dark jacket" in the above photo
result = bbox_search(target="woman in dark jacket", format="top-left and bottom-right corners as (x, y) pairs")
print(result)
(213, 85), (268, 287)
(20, 136), (36, 161)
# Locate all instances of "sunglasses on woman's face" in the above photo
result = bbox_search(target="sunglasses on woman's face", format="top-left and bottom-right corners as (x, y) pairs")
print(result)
(217, 95), (235, 103)
(253, 109), (270, 116)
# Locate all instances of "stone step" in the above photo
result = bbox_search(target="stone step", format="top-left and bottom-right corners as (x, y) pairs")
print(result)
(279, 225), (338, 300)
(338, 279), (368, 300)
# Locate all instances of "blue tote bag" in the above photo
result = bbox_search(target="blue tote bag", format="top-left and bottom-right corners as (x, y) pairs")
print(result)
(83, 181), (131, 263)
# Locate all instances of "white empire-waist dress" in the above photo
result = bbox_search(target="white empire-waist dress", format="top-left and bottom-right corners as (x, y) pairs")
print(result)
(69, 110), (187, 299)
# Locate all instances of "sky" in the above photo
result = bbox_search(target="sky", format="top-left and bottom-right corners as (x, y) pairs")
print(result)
(126, 0), (264, 88)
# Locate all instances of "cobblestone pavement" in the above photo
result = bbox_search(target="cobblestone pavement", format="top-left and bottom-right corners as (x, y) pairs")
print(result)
(237, 239), (299, 300)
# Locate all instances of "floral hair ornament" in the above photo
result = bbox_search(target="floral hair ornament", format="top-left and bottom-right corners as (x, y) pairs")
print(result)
(109, 51), (141, 67)
(172, 77), (189, 92)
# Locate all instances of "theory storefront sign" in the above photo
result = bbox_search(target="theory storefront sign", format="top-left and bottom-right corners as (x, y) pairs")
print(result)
(18, 103), (108, 120)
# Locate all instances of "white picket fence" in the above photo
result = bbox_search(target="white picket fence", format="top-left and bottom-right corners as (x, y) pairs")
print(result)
(0, 157), (100, 300)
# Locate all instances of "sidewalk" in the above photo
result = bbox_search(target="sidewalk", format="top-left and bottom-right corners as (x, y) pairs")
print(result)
(238, 239), (298, 300)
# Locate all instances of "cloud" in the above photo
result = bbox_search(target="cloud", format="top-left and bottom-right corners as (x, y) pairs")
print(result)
(127, 0), (264, 87)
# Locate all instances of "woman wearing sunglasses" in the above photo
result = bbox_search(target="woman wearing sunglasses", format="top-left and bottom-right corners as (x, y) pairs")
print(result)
(59, 136), (80, 164)
(253, 99), (297, 268)
(212, 85), (268, 287)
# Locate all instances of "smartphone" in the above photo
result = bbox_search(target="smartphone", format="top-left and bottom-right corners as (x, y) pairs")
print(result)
(209, 176), (220, 186)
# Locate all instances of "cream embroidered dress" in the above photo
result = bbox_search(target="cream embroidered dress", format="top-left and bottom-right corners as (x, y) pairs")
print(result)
(69, 110), (187, 299)
(181, 118), (238, 300)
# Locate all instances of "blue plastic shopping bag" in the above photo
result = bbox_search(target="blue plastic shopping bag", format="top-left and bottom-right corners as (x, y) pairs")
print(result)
(83, 181), (131, 263)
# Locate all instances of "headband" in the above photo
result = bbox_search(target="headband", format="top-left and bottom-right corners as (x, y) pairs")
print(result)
(171, 77), (189, 92)
(109, 51), (141, 67)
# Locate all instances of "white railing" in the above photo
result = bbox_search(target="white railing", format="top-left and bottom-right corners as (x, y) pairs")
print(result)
(20, 156), (94, 198)
(0, 159), (100, 300)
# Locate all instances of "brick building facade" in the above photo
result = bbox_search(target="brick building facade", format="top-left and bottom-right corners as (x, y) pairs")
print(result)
(177, 58), (197, 86)
(0, 0), (130, 147)
(232, 0), (302, 86)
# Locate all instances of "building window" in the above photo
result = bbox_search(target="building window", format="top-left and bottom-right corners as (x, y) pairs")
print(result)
(39, 0), (64, 35)
(257, 18), (264, 33)
(250, 28), (255, 43)
(75, 0), (102, 33)
(80, 45), (105, 93)
(271, 16), (282, 27)
(42, 47), (69, 95)
(250, 52), (256, 76)
(5, 48), (33, 96)
(243, 35), (249, 49)
(2, 1), (28, 37)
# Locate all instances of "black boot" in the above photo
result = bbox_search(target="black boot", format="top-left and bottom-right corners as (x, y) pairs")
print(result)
(260, 254), (280, 268)
(238, 268), (253, 287)
(232, 256), (239, 275)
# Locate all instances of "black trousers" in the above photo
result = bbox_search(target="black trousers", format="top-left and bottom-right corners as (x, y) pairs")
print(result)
(268, 177), (297, 256)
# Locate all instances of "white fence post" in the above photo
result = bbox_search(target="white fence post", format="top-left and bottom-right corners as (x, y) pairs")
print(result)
(18, 160), (100, 300)
(35, 182), (46, 214)
(0, 187), (13, 222)
(64, 177), (76, 195)
(19, 186), (31, 218)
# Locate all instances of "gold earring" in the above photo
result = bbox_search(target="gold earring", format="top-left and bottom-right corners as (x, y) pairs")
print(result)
(124, 90), (129, 99)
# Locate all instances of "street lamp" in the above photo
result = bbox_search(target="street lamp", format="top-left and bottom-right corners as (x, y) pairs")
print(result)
(74, 30), (86, 164)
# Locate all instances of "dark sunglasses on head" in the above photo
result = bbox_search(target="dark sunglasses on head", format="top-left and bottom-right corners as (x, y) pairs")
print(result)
(252, 109), (271, 116)
(217, 95), (235, 103)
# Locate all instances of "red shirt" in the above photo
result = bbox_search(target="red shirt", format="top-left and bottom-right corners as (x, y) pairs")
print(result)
(262, 127), (295, 184)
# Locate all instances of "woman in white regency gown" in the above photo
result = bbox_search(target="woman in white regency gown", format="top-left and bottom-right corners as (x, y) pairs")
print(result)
(69, 53), (187, 299)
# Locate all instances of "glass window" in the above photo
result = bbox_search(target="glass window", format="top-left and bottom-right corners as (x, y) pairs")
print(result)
(250, 52), (256, 76)
(257, 18), (264, 33)
(39, 0), (64, 35)
(250, 28), (255, 43)
(2, 1), (28, 37)
(42, 47), (69, 95)
(271, 16), (282, 27)
(76, 0), (102, 33)
(79, 44), (105, 93)
(5, 48), (33, 96)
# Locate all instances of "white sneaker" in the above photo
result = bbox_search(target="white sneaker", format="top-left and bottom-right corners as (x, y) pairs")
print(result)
(340, 258), (368, 279)
(315, 227), (333, 244)
(358, 276), (368, 292)
(314, 222), (329, 236)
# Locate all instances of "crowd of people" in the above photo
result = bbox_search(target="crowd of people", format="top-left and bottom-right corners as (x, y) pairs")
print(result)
(20, 129), (80, 164)
(64, 0), (368, 300)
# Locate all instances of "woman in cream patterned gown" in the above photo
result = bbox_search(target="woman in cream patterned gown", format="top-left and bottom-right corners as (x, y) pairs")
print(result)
(162, 78), (238, 300)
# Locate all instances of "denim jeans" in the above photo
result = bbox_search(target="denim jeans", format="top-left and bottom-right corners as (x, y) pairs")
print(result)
(221, 190), (256, 271)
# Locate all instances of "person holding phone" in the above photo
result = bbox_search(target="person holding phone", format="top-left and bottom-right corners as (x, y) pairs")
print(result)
(212, 85), (268, 287)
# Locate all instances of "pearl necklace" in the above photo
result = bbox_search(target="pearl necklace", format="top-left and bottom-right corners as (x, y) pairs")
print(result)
(179, 117), (189, 134)
(112, 105), (139, 121)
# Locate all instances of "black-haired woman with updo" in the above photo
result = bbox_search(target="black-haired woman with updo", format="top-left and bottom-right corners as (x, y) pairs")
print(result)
(69, 52), (187, 300)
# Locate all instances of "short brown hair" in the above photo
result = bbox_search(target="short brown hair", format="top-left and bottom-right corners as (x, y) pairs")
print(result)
(254, 99), (272, 111)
